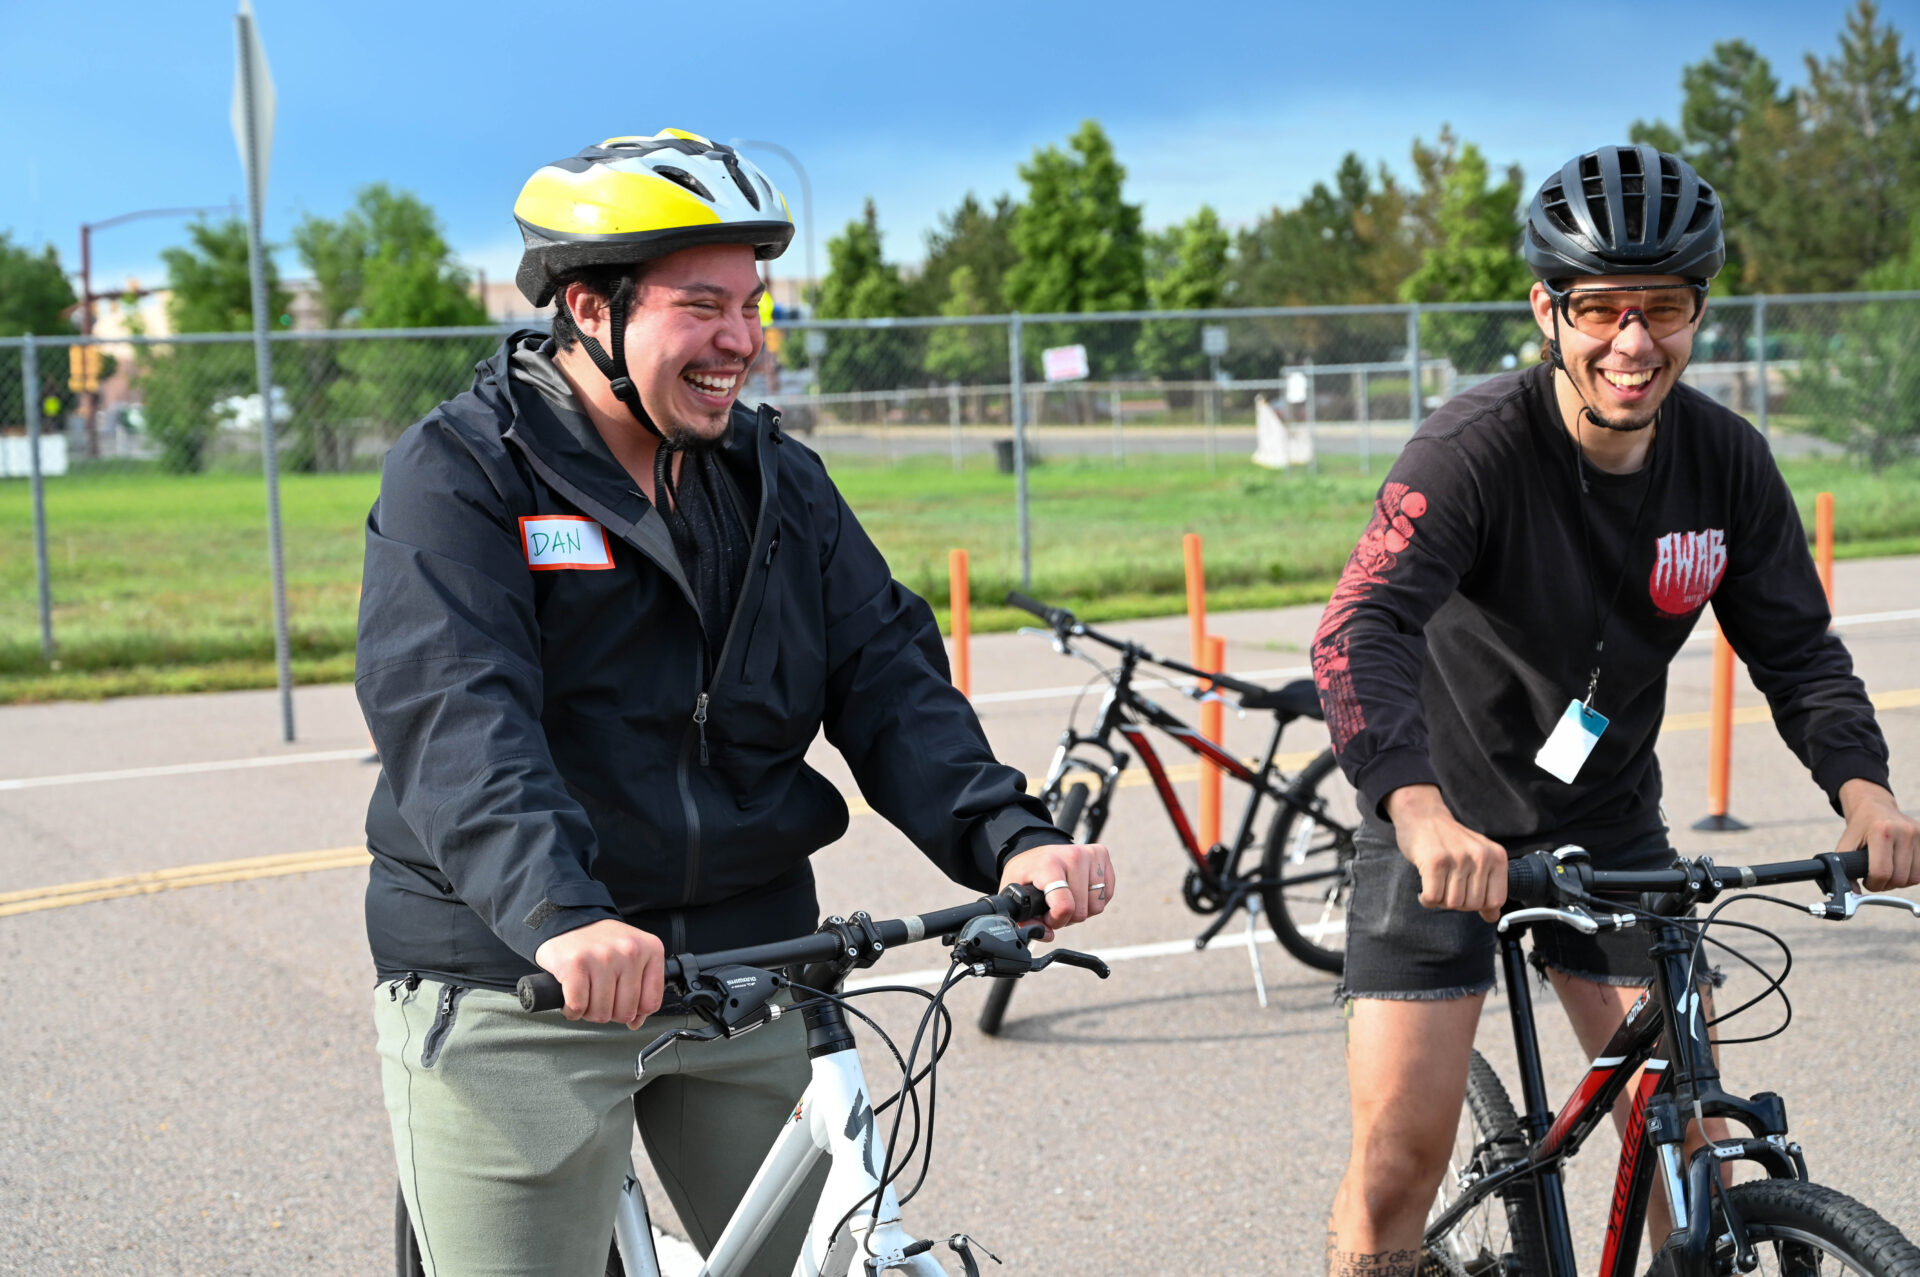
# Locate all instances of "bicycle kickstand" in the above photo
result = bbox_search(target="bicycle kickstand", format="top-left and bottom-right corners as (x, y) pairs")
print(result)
(1242, 892), (1269, 1009)
(1192, 887), (1269, 1009)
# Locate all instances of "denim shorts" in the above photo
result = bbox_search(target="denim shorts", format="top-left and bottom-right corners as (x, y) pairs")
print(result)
(1338, 821), (1678, 1002)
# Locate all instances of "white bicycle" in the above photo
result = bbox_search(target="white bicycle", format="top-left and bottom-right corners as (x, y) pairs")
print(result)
(395, 885), (1107, 1276)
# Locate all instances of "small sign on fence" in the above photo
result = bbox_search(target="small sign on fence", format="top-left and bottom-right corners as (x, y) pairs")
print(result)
(1042, 343), (1089, 383)
(1201, 325), (1229, 358)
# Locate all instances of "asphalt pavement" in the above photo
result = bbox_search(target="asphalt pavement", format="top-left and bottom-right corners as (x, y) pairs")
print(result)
(2, 556), (1916, 1276)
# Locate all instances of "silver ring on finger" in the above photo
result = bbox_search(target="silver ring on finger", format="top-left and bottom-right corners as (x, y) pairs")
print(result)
(1041, 879), (1072, 895)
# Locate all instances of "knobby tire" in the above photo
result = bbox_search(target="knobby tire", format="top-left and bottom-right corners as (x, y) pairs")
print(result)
(1423, 1051), (1550, 1277)
(1260, 748), (1353, 975)
(1647, 1180), (1920, 1276)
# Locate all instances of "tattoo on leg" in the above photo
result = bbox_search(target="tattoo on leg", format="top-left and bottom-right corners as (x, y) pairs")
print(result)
(1327, 1247), (1421, 1276)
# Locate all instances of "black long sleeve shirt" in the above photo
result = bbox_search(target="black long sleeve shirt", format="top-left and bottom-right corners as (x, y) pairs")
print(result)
(1311, 362), (1890, 851)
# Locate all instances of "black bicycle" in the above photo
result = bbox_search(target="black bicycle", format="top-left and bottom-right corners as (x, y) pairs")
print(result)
(977, 591), (1358, 1035)
(1426, 845), (1920, 1276)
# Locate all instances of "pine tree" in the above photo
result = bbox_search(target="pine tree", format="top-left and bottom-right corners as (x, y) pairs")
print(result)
(812, 200), (918, 392)
(1134, 206), (1231, 379)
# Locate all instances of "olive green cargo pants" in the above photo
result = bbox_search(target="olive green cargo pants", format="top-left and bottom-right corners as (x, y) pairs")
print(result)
(375, 977), (822, 1277)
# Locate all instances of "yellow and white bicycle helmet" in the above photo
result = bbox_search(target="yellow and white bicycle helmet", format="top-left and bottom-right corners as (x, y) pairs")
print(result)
(514, 129), (793, 305)
(512, 129), (793, 436)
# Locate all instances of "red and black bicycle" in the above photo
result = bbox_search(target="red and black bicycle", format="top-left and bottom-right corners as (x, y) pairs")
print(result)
(1429, 845), (1920, 1276)
(977, 591), (1358, 1036)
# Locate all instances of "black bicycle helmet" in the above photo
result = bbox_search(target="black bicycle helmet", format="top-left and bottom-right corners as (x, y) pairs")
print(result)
(1524, 144), (1724, 285)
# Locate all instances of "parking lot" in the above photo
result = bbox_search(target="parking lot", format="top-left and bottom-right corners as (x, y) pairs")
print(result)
(3, 555), (1917, 1276)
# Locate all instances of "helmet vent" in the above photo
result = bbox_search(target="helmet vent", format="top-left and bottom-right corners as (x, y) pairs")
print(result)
(711, 150), (762, 211)
(654, 165), (715, 202)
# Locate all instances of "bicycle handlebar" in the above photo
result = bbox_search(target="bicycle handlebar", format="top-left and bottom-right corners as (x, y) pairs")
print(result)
(516, 884), (1052, 1013)
(1002, 590), (1272, 702)
(1506, 847), (1872, 908)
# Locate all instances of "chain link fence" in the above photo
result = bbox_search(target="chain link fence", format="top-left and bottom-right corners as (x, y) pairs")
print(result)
(3, 292), (1917, 688)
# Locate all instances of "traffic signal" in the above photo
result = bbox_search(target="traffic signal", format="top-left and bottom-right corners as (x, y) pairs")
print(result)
(68, 345), (103, 394)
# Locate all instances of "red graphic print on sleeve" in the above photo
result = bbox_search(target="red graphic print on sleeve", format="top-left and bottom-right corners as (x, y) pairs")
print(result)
(1312, 483), (1428, 751)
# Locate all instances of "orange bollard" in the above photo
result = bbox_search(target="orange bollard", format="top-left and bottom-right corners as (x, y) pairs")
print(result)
(948, 548), (971, 698)
(1200, 634), (1225, 852)
(1184, 533), (1207, 667)
(1692, 622), (1747, 832)
(1815, 492), (1835, 612)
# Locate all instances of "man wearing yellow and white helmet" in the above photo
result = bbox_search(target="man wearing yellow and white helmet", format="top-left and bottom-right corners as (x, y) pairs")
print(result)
(357, 130), (1114, 1276)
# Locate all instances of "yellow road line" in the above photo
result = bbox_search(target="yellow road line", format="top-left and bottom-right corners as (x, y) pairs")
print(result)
(1661, 687), (1920, 735)
(0, 846), (370, 917)
(13, 687), (1919, 920)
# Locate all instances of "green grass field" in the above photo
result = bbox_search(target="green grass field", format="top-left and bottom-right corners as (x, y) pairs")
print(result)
(2, 449), (1916, 703)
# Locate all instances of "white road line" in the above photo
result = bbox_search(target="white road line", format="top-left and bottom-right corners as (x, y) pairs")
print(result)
(5, 602), (1916, 792)
(970, 664), (1311, 705)
(1683, 605), (1920, 644)
(0, 749), (371, 792)
(844, 923), (1344, 991)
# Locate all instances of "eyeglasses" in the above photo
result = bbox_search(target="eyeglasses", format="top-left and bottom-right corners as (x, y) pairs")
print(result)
(1548, 283), (1707, 340)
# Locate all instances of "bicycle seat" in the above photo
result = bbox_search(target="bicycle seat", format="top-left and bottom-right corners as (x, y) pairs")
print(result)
(1238, 678), (1324, 720)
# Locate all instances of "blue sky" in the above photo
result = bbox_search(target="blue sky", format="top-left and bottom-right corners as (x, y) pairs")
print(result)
(0, 0), (1895, 295)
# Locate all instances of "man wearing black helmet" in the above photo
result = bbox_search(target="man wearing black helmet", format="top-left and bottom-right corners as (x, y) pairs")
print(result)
(1311, 144), (1917, 1275)
(357, 130), (1113, 1276)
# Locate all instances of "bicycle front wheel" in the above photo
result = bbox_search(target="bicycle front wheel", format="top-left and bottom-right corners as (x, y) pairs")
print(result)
(1423, 1051), (1550, 1277)
(1647, 1180), (1920, 1276)
(1259, 748), (1356, 974)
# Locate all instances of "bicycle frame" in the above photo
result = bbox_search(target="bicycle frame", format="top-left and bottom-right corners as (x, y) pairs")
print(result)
(1428, 911), (1806, 1277)
(615, 997), (948, 1277)
(1041, 642), (1318, 891)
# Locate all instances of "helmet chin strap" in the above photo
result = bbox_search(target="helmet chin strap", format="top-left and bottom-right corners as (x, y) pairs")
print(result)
(572, 294), (667, 443)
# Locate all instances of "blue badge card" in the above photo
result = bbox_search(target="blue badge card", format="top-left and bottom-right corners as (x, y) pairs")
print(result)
(1535, 700), (1609, 784)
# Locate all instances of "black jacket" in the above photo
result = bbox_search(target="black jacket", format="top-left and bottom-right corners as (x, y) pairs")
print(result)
(357, 334), (1064, 990)
(1311, 363), (1888, 850)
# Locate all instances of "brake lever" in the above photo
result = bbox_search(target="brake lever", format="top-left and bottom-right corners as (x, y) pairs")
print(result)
(637, 1022), (724, 1076)
(1032, 948), (1111, 978)
(1809, 892), (1920, 921)
(1496, 906), (1634, 936)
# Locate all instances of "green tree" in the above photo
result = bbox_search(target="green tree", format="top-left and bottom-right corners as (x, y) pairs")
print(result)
(1230, 153), (1413, 309)
(1004, 120), (1146, 375)
(1400, 133), (1534, 372)
(812, 200), (919, 393)
(294, 183), (487, 329)
(1004, 120), (1146, 316)
(1630, 39), (1791, 292)
(908, 192), (1020, 317)
(136, 220), (291, 472)
(1792, 215), (1920, 469)
(1134, 206), (1231, 379)
(0, 233), (78, 337)
(924, 264), (1003, 384)
(160, 218), (290, 335)
(291, 185), (490, 470)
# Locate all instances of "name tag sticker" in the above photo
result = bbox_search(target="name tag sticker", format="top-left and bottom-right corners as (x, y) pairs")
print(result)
(519, 516), (614, 571)
(1535, 700), (1609, 784)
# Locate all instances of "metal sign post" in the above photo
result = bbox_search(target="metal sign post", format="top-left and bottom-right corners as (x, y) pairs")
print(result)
(233, 0), (294, 742)
(23, 337), (55, 662)
(1008, 314), (1031, 588)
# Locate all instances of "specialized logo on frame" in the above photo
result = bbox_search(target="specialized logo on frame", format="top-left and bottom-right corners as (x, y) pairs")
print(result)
(520, 515), (614, 571)
(1648, 528), (1726, 616)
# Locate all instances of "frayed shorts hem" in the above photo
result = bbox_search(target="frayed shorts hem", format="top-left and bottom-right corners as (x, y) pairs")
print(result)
(1335, 980), (1497, 1005)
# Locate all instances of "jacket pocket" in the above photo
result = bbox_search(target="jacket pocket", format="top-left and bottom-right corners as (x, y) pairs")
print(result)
(419, 984), (468, 1070)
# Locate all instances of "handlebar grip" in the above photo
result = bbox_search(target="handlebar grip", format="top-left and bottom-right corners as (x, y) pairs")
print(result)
(1507, 852), (1556, 907)
(1838, 848), (1871, 881)
(1004, 590), (1072, 630)
(517, 972), (564, 1013)
(1003, 882), (1049, 924)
